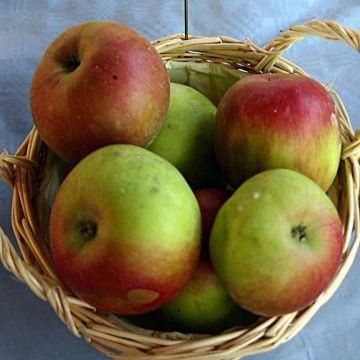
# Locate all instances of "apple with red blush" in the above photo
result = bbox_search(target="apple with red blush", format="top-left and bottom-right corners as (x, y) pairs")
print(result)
(30, 21), (170, 162)
(49, 145), (201, 315)
(214, 73), (342, 191)
(210, 169), (344, 316)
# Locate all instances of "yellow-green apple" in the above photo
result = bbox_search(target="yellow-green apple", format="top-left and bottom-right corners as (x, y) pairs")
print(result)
(156, 189), (256, 333)
(214, 73), (342, 191)
(148, 83), (223, 189)
(30, 21), (170, 162)
(209, 168), (344, 316)
(156, 254), (257, 333)
(49, 144), (201, 314)
(194, 188), (231, 243)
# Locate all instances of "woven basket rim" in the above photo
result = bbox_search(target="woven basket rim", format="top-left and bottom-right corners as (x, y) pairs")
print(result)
(1, 19), (360, 360)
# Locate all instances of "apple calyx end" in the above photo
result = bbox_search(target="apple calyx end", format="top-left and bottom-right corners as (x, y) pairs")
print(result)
(78, 220), (97, 241)
(291, 225), (307, 243)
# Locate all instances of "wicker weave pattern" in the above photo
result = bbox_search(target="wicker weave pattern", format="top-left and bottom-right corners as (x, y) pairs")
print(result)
(0, 20), (360, 359)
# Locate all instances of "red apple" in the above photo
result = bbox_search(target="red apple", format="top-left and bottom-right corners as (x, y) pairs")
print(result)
(194, 188), (231, 243)
(30, 21), (170, 162)
(210, 169), (344, 316)
(214, 73), (342, 191)
(49, 144), (201, 314)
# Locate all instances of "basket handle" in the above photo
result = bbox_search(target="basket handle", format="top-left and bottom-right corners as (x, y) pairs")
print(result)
(265, 19), (359, 56)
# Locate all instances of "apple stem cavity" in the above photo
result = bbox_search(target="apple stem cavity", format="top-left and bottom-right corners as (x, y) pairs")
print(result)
(78, 220), (97, 241)
(65, 55), (80, 72)
(291, 225), (307, 243)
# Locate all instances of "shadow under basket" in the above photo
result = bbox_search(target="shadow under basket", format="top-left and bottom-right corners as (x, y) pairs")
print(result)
(1, 19), (360, 360)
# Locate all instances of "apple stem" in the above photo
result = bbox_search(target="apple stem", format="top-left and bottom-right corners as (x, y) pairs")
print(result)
(291, 225), (307, 243)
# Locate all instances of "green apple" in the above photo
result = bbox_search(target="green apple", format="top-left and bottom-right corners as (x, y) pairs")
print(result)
(148, 83), (223, 189)
(49, 144), (201, 314)
(210, 169), (344, 316)
(156, 254), (258, 333)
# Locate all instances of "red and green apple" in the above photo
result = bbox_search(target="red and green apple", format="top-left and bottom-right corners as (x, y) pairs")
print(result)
(49, 144), (201, 315)
(30, 21), (170, 162)
(210, 168), (344, 316)
(214, 73), (342, 191)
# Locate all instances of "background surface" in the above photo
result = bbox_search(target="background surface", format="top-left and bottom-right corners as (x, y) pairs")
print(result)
(0, 1), (359, 359)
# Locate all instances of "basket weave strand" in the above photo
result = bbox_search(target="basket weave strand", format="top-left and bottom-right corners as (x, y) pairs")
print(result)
(1, 19), (360, 359)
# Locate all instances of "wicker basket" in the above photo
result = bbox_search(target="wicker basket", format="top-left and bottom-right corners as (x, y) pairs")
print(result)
(1, 19), (360, 360)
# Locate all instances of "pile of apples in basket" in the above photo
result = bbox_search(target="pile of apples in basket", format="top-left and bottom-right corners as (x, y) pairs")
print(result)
(29, 21), (344, 333)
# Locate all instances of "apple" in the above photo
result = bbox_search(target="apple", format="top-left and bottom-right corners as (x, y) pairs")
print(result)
(214, 73), (342, 191)
(148, 83), (223, 189)
(30, 21), (170, 162)
(209, 168), (344, 316)
(156, 254), (258, 334)
(194, 188), (231, 243)
(49, 144), (201, 314)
